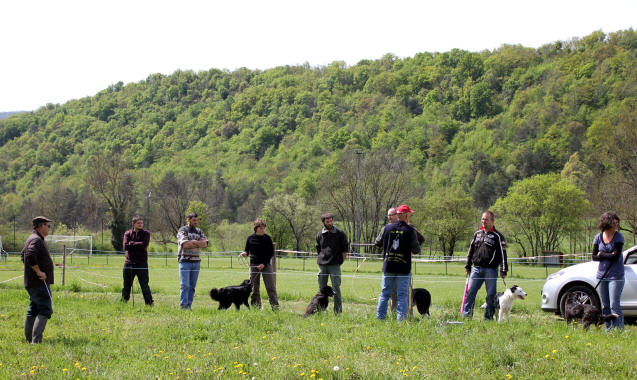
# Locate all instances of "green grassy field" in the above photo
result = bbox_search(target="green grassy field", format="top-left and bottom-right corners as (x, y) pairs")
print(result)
(1, 255), (635, 379)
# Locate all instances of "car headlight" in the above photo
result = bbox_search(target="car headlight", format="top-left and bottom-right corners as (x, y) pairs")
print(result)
(547, 271), (565, 281)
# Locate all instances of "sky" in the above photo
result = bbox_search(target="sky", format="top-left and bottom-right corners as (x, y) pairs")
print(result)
(1, 0), (636, 112)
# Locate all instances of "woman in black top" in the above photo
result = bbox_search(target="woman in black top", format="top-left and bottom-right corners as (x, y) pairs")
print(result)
(241, 219), (279, 309)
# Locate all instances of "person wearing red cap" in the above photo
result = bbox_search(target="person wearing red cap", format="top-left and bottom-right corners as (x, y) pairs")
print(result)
(376, 204), (421, 321)
(463, 210), (508, 320)
(21, 216), (55, 343)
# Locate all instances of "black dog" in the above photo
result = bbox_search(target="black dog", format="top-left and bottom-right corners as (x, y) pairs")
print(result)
(304, 286), (335, 316)
(209, 279), (252, 310)
(412, 288), (431, 317)
(564, 292), (616, 329)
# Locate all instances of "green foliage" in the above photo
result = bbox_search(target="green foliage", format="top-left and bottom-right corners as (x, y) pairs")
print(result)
(0, 29), (636, 255)
(185, 200), (210, 236)
(493, 174), (589, 256)
(413, 188), (477, 256)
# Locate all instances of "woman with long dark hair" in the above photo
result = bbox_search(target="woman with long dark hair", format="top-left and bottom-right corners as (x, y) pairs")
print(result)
(592, 211), (625, 331)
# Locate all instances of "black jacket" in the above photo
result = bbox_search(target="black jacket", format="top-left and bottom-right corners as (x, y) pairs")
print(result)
(316, 227), (348, 265)
(244, 233), (275, 266)
(380, 221), (421, 274)
(21, 231), (54, 287)
(465, 227), (508, 274)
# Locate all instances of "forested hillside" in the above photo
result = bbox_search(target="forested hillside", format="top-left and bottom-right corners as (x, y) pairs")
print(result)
(1, 29), (636, 254)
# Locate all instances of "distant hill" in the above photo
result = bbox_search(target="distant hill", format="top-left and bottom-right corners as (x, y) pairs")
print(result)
(0, 111), (27, 120)
(0, 29), (636, 234)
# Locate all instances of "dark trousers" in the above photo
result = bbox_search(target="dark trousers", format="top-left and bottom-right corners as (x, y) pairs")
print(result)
(250, 262), (279, 309)
(26, 285), (53, 319)
(122, 263), (153, 305)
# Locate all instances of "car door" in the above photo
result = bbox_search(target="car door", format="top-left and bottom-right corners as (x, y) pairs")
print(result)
(621, 249), (637, 314)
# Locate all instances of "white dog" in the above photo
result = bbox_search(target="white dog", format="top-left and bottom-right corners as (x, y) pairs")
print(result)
(481, 285), (527, 322)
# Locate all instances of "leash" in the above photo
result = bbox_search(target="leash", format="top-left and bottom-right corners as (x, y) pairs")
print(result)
(460, 275), (469, 314)
(350, 255), (369, 300)
(43, 279), (54, 310)
(501, 276), (507, 288)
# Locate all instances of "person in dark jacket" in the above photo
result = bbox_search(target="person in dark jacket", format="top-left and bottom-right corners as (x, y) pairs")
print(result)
(315, 212), (349, 314)
(592, 211), (625, 331)
(122, 215), (153, 305)
(463, 210), (508, 320)
(21, 216), (54, 343)
(376, 205), (421, 321)
(241, 218), (279, 309)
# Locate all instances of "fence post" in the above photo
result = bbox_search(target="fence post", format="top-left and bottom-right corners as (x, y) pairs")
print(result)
(106, 252), (108, 265)
(165, 252), (168, 267)
(62, 245), (66, 286)
(445, 259), (448, 276)
(230, 255), (233, 269)
(207, 252), (210, 268)
(303, 256), (306, 271)
(510, 260), (513, 276)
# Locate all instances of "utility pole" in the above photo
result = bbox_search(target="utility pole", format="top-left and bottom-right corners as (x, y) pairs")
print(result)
(146, 190), (152, 231)
(355, 149), (363, 254)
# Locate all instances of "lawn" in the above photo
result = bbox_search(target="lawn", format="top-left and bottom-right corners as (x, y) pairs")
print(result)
(0, 254), (635, 379)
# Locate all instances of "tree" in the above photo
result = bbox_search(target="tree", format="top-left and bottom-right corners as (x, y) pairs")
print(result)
(262, 194), (317, 252)
(414, 188), (477, 256)
(153, 171), (194, 246)
(493, 174), (589, 257)
(321, 149), (415, 247)
(86, 152), (135, 251)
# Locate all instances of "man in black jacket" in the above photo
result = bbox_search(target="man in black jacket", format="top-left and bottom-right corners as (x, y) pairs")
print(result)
(122, 215), (153, 305)
(316, 212), (349, 314)
(463, 210), (508, 320)
(21, 216), (54, 343)
(376, 205), (421, 321)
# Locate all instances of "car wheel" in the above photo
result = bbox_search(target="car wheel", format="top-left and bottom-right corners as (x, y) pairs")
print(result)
(559, 284), (601, 317)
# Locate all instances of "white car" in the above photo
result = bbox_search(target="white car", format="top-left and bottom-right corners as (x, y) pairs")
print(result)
(541, 244), (637, 317)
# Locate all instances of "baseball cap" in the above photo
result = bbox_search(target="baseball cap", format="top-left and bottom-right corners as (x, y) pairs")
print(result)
(396, 204), (415, 214)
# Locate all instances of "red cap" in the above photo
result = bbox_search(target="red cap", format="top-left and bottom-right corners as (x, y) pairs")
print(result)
(396, 204), (415, 214)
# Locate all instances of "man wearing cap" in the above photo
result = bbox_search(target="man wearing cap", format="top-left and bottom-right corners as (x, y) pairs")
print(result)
(376, 205), (421, 321)
(316, 212), (349, 314)
(122, 215), (153, 305)
(462, 210), (508, 320)
(21, 216), (55, 343)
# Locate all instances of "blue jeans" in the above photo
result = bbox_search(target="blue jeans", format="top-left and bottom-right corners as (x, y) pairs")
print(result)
(318, 264), (342, 313)
(463, 266), (497, 320)
(179, 261), (200, 309)
(598, 278), (625, 331)
(377, 272), (411, 321)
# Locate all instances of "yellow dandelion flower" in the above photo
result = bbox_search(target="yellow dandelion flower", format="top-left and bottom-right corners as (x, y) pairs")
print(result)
(40, 365), (44, 368)
(412, 366), (417, 370)
(587, 343), (592, 347)
(186, 368), (191, 371)
(310, 375), (316, 378)
(160, 350), (164, 353)
(545, 354), (549, 359)
(552, 349), (557, 353)
(404, 374), (408, 378)
(271, 356), (277, 360)
(565, 335), (569, 339)
(82, 367), (86, 371)
(262, 335), (267, 339)
(187, 355), (194, 359)
(30, 370), (35, 375)
(366, 346), (371, 350)
(506, 374), (512, 379)
(320, 323), (324, 326)
(154, 354), (159, 357)
(208, 352), (213, 356)
(63, 369), (68, 372)
(300, 372), (305, 376)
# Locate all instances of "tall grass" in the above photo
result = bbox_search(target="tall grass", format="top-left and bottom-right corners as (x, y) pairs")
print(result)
(0, 255), (634, 379)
